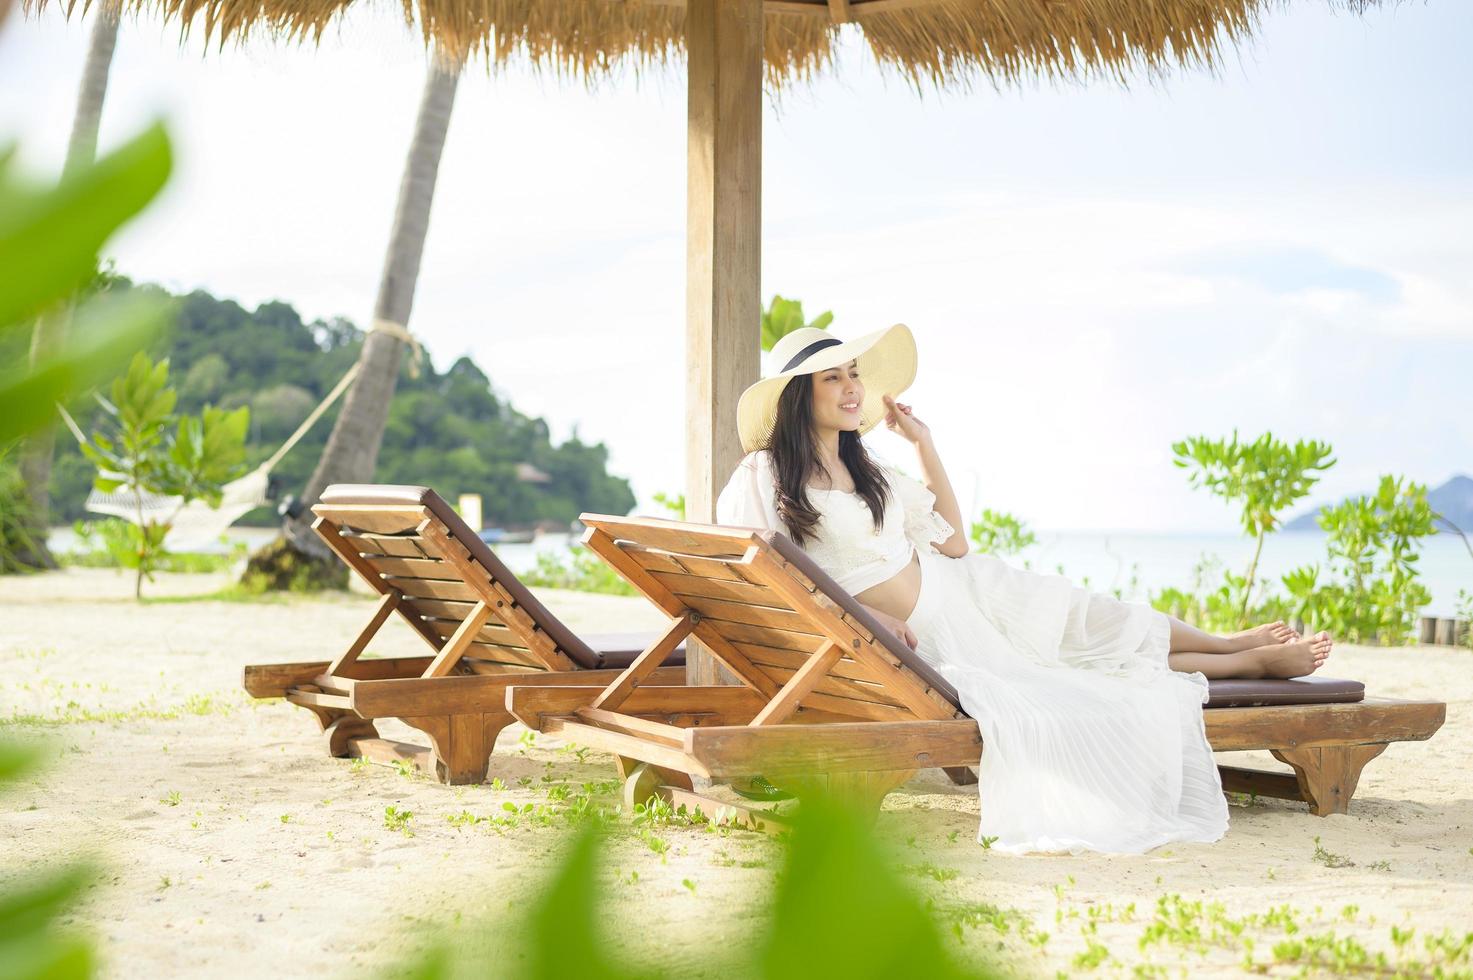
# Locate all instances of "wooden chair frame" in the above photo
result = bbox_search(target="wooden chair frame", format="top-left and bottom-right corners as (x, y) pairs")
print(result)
(243, 501), (682, 784)
(506, 515), (1445, 829)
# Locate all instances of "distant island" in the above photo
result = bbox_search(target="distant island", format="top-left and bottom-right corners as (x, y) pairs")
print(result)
(1283, 474), (1473, 533)
(27, 279), (637, 528)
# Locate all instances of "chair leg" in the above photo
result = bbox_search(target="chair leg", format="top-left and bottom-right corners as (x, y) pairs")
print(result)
(792, 770), (916, 825)
(616, 756), (694, 794)
(324, 716), (379, 757)
(943, 766), (978, 786)
(1271, 743), (1389, 816)
(403, 711), (513, 785)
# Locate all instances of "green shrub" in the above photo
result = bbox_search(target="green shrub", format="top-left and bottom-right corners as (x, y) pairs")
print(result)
(1282, 475), (1437, 644)
(968, 508), (1036, 558)
(62, 518), (246, 574)
(1172, 431), (1334, 628)
(0, 451), (45, 573)
(521, 546), (634, 597)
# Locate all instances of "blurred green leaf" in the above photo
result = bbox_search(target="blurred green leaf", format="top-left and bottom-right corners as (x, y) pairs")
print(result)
(0, 741), (96, 980)
(0, 292), (162, 444)
(760, 795), (985, 980)
(0, 741), (44, 783)
(0, 122), (171, 325)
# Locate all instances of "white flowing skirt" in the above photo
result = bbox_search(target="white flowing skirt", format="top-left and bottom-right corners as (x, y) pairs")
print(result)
(905, 551), (1229, 855)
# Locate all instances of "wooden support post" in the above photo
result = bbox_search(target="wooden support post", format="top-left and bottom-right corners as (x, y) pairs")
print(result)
(684, 0), (763, 689)
(1271, 743), (1389, 816)
(748, 641), (845, 727)
(423, 601), (491, 677)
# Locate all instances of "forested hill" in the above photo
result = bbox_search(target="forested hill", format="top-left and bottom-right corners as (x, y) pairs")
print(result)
(44, 280), (636, 527)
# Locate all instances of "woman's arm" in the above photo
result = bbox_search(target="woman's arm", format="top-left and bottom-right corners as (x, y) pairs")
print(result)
(914, 437), (968, 557)
(882, 394), (969, 558)
(862, 602), (919, 650)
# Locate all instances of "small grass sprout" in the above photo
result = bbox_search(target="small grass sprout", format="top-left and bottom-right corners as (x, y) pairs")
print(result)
(384, 805), (415, 836)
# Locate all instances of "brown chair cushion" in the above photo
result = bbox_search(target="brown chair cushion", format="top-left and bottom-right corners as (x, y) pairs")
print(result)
(318, 484), (685, 670)
(583, 632), (686, 670)
(1205, 676), (1364, 708)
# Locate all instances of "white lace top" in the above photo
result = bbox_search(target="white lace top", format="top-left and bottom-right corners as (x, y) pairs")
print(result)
(716, 450), (956, 595)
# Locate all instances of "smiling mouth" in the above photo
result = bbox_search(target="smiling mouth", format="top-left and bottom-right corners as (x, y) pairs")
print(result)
(839, 402), (859, 411)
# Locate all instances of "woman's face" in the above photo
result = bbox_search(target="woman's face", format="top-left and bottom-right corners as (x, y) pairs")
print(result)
(808, 359), (865, 435)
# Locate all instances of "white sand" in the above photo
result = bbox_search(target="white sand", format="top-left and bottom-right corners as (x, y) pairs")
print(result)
(2, 568), (1470, 977)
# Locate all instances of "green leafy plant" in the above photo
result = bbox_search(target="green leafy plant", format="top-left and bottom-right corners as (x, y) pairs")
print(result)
(64, 518), (246, 574)
(968, 508), (1036, 558)
(1282, 476), (1437, 644)
(760, 294), (833, 353)
(383, 805), (414, 836)
(1458, 591), (1473, 651)
(1172, 432), (1335, 626)
(521, 545), (634, 596)
(651, 491), (685, 520)
(76, 351), (249, 598)
(1150, 555), (1292, 634)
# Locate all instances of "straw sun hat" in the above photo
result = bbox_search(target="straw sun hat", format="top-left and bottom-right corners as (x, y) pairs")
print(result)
(736, 324), (917, 453)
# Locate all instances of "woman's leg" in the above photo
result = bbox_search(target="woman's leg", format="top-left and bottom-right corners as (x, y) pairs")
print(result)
(1167, 617), (1300, 655)
(1169, 632), (1333, 679)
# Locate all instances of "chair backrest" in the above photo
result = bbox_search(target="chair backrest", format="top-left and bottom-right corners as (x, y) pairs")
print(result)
(580, 514), (965, 723)
(313, 485), (600, 671)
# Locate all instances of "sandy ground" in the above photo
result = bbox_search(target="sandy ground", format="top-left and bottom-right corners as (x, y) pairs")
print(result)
(2, 567), (1471, 978)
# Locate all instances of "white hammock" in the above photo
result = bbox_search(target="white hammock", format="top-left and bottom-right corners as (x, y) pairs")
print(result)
(58, 320), (419, 549)
(57, 360), (363, 550)
(77, 464), (274, 551)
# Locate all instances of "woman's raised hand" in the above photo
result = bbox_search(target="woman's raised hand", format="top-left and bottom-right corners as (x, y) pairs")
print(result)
(882, 393), (931, 446)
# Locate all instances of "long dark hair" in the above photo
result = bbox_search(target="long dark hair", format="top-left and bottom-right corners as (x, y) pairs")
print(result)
(766, 373), (890, 546)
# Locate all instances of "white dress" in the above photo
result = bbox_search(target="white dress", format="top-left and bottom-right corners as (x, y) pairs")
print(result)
(717, 450), (1229, 855)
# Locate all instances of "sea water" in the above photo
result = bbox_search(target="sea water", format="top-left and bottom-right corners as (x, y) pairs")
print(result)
(46, 526), (1473, 617)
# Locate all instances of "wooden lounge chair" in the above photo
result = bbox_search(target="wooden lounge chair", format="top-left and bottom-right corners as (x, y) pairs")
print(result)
(241, 486), (685, 784)
(505, 515), (1446, 827)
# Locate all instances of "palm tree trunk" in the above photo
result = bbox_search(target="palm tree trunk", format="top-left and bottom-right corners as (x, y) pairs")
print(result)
(279, 51), (463, 561)
(17, 0), (122, 569)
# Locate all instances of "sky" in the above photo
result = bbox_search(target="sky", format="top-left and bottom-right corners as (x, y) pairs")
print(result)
(2, 1), (1470, 532)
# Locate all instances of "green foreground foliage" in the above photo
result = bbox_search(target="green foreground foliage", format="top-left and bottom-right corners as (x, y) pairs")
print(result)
(0, 124), (172, 574)
(0, 742), (95, 980)
(393, 794), (994, 980)
(0, 120), (174, 978)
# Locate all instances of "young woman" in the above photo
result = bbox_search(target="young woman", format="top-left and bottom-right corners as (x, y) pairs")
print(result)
(717, 324), (1333, 855)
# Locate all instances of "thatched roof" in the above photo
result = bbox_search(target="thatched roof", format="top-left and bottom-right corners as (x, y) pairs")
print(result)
(34, 0), (1377, 88)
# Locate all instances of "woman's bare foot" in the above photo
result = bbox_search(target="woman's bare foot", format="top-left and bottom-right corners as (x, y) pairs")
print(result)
(1247, 631), (1333, 678)
(1229, 621), (1302, 652)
